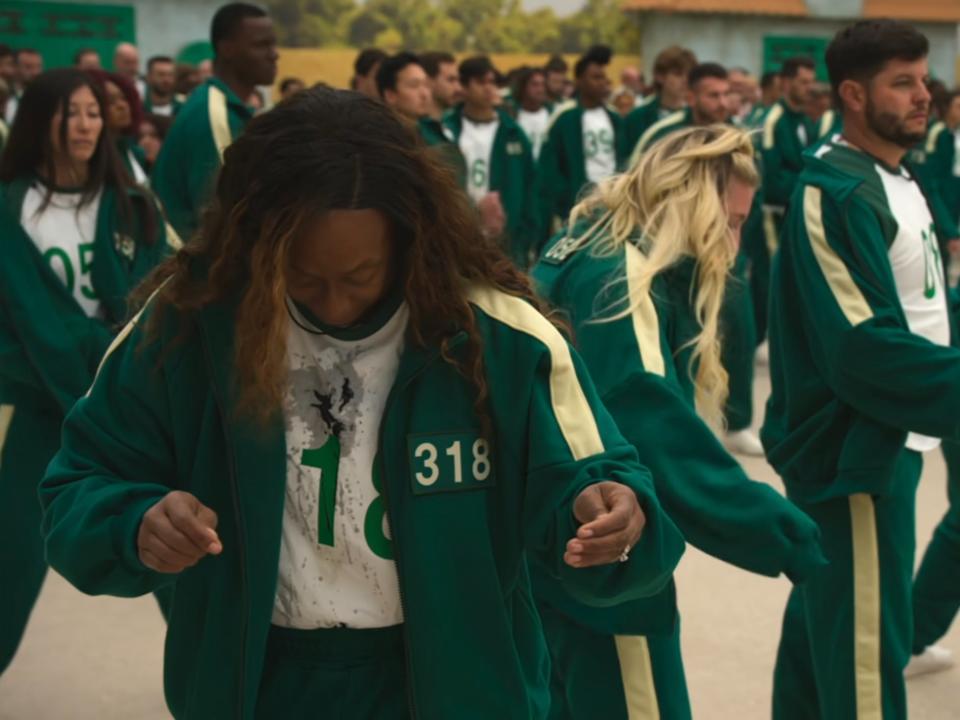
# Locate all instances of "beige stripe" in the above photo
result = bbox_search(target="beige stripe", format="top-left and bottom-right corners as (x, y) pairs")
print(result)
(85, 283), (167, 398)
(207, 85), (232, 162)
(468, 285), (604, 460)
(615, 635), (661, 720)
(624, 244), (665, 377)
(0, 404), (14, 469)
(165, 221), (184, 250)
(818, 109), (835, 139)
(803, 186), (873, 326)
(925, 122), (945, 154)
(763, 103), (784, 150)
(763, 207), (780, 257)
(850, 493), (882, 720)
(631, 109), (686, 166)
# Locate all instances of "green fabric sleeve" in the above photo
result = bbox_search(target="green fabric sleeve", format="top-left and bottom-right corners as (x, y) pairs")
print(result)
(536, 128), (569, 240)
(39, 318), (177, 597)
(520, 340), (686, 607)
(925, 130), (960, 241)
(761, 118), (800, 207)
(790, 187), (960, 439)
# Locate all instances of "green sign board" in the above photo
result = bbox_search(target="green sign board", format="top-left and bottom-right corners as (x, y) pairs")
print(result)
(0, 2), (135, 70)
(763, 35), (829, 82)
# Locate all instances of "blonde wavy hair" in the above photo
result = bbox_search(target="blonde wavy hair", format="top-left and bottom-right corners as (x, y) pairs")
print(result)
(567, 124), (759, 428)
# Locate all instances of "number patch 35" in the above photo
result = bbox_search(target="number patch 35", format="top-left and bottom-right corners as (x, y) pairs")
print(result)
(408, 433), (494, 495)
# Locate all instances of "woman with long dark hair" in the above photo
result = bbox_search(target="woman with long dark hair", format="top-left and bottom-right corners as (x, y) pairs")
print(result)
(85, 68), (149, 185)
(39, 86), (685, 718)
(0, 68), (173, 675)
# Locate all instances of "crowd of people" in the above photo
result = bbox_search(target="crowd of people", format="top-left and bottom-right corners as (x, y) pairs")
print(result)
(1, 2), (959, 719)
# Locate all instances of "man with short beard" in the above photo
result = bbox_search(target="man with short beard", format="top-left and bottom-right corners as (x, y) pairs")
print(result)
(765, 19), (960, 719)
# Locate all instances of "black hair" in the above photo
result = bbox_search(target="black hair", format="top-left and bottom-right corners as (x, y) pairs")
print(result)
(825, 20), (928, 108)
(781, 56), (816, 79)
(210, 2), (267, 55)
(0, 44), (12, 60)
(574, 45), (611, 79)
(0, 69), (155, 245)
(73, 48), (99, 66)
(376, 52), (422, 97)
(147, 55), (174, 72)
(760, 71), (779, 90)
(688, 62), (728, 88)
(459, 56), (495, 87)
(514, 66), (545, 104)
(355, 48), (388, 77)
(420, 51), (456, 79)
(545, 55), (568, 75)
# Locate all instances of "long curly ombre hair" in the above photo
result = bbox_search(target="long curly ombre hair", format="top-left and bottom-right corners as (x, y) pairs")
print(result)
(566, 125), (758, 428)
(135, 86), (540, 426)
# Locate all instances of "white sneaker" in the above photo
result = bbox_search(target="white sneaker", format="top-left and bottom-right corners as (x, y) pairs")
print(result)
(724, 429), (765, 457)
(905, 645), (955, 679)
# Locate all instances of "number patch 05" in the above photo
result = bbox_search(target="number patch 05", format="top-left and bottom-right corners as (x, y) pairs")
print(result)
(408, 433), (494, 495)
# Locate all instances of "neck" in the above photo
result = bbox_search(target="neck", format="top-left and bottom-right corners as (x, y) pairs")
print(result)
(214, 65), (254, 105)
(841, 119), (907, 169)
(520, 99), (542, 113)
(783, 94), (804, 113)
(659, 89), (685, 110)
(426, 98), (444, 121)
(41, 158), (89, 188)
(691, 108), (709, 127)
(580, 96), (602, 110)
(464, 103), (495, 122)
(149, 88), (173, 105)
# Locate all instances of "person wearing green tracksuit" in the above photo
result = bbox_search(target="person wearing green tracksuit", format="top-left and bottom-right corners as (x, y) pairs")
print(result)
(445, 56), (540, 269)
(532, 125), (824, 720)
(623, 45), (697, 153)
(763, 21), (960, 719)
(152, 3), (277, 241)
(632, 62), (764, 456)
(755, 57), (817, 343)
(907, 116), (960, 250)
(538, 45), (629, 244)
(0, 68), (174, 675)
(39, 86), (685, 720)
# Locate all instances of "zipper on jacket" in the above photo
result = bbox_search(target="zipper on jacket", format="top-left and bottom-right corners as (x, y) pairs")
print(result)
(199, 326), (249, 720)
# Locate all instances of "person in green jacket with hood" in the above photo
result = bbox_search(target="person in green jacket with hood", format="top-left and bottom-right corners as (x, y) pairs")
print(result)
(538, 45), (628, 245)
(152, 2), (278, 241)
(533, 125), (824, 720)
(763, 20), (960, 719)
(0, 68), (174, 676)
(445, 56), (540, 269)
(39, 86), (685, 720)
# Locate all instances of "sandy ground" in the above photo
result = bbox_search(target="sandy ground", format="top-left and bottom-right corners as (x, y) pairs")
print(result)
(1, 367), (957, 719)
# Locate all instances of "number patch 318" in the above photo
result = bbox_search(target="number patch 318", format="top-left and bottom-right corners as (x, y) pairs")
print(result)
(408, 433), (494, 495)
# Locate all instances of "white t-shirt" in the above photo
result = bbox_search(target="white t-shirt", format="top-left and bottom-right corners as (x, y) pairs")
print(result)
(273, 299), (408, 629)
(878, 163), (950, 452)
(21, 181), (103, 319)
(517, 107), (549, 162)
(459, 116), (500, 205)
(582, 107), (616, 183)
(149, 102), (174, 117)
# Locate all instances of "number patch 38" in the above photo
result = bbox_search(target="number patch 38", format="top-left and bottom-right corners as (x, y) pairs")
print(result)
(408, 433), (494, 495)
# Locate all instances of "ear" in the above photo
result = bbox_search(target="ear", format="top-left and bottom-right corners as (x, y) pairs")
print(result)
(838, 79), (865, 114)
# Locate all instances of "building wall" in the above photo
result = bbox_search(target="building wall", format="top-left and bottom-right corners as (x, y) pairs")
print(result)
(640, 13), (959, 85)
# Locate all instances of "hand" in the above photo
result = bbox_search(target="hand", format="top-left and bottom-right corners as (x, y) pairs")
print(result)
(948, 238), (960, 256)
(478, 191), (506, 239)
(137, 491), (222, 574)
(565, 481), (645, 568)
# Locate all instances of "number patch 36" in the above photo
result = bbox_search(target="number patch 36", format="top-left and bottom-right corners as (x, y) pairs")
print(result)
(408, 433), (494, 495)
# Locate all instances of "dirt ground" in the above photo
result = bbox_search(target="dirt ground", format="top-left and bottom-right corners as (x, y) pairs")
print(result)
(1, 367), (957, 719)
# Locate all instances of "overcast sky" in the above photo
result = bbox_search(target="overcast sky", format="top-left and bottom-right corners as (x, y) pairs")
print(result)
(523, 0), (583, 15)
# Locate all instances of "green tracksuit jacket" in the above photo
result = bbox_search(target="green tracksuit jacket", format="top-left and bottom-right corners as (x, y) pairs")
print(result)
(0, 179), (172, 664)
(532, 233), (824, 631)
(444, 107), (541, 267)
(761, 99), (815, 209)
(537, 101), (629, 235)
(744, 103), (770, 130)
(908, 120), (960, 241)
(418, 115), (467, 189)
(631, 107), (693, 164)
(39, 282), (686, 719)
(762, 139), (960, 503)
(152, 77), (253, 241)
(623, 93), (666, 153)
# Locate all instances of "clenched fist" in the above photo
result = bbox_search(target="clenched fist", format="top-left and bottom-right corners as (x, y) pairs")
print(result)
(565, 481), (646, 568)
(138, 491), (222, 574)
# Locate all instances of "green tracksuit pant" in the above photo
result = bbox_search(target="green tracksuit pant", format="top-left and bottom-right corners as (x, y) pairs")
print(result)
(255, 624), (408, 719)
(742, 204), (782, 345)
(721, 253), (757, 432)
(773, 449), (922, 720)
(912, 440), (960, 652)
(0, 403), (171, 675)
(538, 603), (691, 720)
